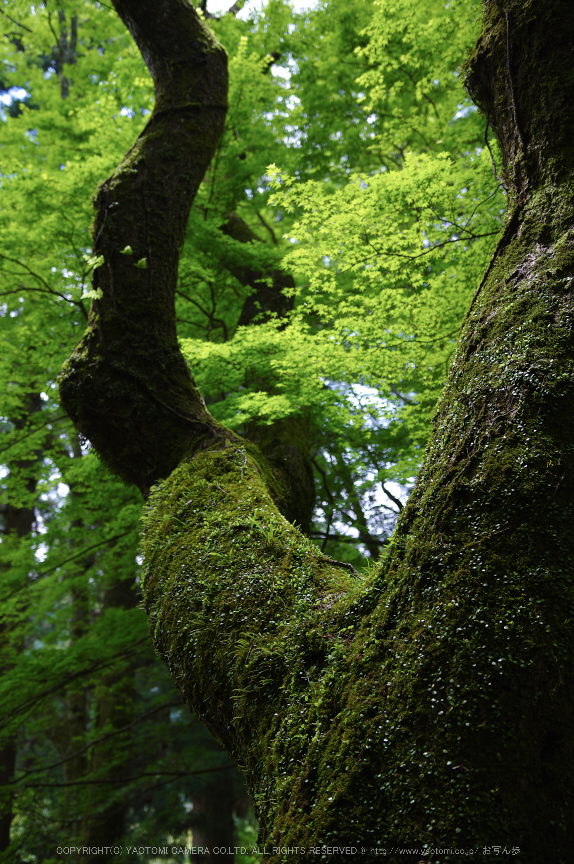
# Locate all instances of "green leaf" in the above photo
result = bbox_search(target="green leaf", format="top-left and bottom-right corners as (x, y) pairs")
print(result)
(81, 287), (104, 300)
(82, 253), (105, 271)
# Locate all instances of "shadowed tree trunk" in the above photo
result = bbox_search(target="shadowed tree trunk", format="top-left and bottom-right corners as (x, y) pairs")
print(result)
(190, 767), (236, 863)
(80, 578), (136, 864)
(0, 394), (42, 853)
(59, 0), (574, 860)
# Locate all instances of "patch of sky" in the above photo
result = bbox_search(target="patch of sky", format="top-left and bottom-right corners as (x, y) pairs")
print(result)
(38, 463), (70, 513)
(35, 466), (69, 560)
(34, 542), (48, 563)
(271, 64), (290, 82)
(207, 0), (317, 16)
(0, 87), (27, 105)
(324, 380), (397, 429)
(452, 102), (477, 121)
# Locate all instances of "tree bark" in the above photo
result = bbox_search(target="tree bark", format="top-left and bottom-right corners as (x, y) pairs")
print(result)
(59, 0), (574, 860)
(59, 0), (229, 496)
(190, 767), (236, 863)
(80, 578), (136, 864)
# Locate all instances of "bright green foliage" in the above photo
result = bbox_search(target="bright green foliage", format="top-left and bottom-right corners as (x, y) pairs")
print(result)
(356, 0), (484, 159)
(180, 0), (504, 563)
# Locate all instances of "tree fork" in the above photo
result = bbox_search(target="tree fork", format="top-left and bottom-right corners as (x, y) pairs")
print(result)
(60, 0), (574, 860)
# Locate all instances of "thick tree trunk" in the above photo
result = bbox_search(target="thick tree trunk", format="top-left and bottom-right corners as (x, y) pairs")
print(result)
(59, 0), (574, 860)
(59, 0), (229, 496)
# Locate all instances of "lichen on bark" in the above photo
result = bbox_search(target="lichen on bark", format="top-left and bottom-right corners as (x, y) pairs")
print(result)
(59, 1), (574, 860)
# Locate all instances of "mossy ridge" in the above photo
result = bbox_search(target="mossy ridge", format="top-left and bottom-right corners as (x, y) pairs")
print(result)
(140, 445), (364, 826)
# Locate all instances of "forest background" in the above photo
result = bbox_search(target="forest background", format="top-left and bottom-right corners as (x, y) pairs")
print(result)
(0, 0), (503, 861)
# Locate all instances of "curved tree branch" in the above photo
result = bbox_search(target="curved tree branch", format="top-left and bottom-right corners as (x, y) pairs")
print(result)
(59, 0), (230, 495)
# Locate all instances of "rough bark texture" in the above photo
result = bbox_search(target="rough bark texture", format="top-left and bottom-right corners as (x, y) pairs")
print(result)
(59, 0), (229, 495)
(59, 1), (574, 861)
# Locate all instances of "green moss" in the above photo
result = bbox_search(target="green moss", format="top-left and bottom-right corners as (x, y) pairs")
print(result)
(139, 46), (574, 851)
(140, 318), (574, 860)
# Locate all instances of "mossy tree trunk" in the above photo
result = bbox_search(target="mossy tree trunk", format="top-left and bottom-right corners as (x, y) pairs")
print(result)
(59, 0), (574, 860)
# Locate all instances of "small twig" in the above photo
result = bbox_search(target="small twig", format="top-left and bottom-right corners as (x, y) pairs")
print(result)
(381, 484), (404, 512)
(484, 112), (507, 189)
(11, 701), (185, 782)
(0, 8), (33, 32)
(12, 764), (236, 788)
(311, 458), (336, 507)
(214, 481), (238, 500)
(389, 386), (417, 406)
(311, 532), (390, 548)
(506, 11), (526, 153)
(0, 252), (88, 317)
(0, 637), (149, 728)
(239, 449), (248, 478)
(341, 230), (499, 274)
(0, 530), (133, 606)
(0, 414), (67, 457)
(254, 209), (279, 245)
(317, 555), (360, 576)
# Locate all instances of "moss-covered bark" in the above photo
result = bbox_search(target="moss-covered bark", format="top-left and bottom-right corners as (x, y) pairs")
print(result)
(60, 0), (574, 860)
(59, 0), (229, 495)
